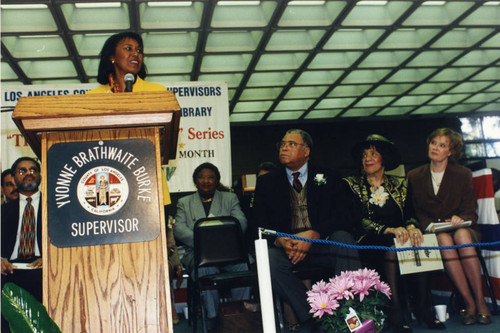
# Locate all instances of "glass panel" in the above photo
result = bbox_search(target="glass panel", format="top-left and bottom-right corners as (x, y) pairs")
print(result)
(285, 86), (328, 99)
(146, 56), (194, 74)
(407, 50), (462, 67)
(483, 116), (500, 139)
(267, 111), (304, 121)
(240, 87), (283, 100)
(296, 70), (343, 85)
(308, 52), (362, 69)
(378, 106), (414, 116)
(73, 34), (113, 56)
(1, 4), (57, 32)
(379, 28), (441, 49)
(431, 28), (494, 48)
(464, 143), (486, 158)
(428, 94), (470, 105)
(144, 32), (198, 54)
(486, 142), (500, 157)
(60, 3), (130, 30)
(247, 72), (295, 87)
(305, 109), (342, 119)
(449, 81), (492, 94)
(485, 83), (500, 92)
(341, 107), (378, 117)
(212, 1), (276, 28)
(392, 95), (434, 106)
(470, 67), (500, 80)
(18, 60), (77, 78)
(463, 92), (500, 104)
(429, 67), (481, 82)
(206, 31), (262, 52)
(316, 97), (356, 109)
(198, 73), (243, 88)
(343, 1), (412, 26)
(233, 101), (273, 112)
(452, 50), (500, 66)
(358, 51), (413, 68)
(267, 30), (325, 51)
(410, 82), (454, 94)
(354, 96), (395, 107)
(411, 104), (449, 114)
(324, 29), (385, 50)
(32, 79), (82, 84)
(328, 85), (372, 97)
(1, 62), (18, 80)
(342, 69), (391, 84)
(152, 75), (191, 82)
(370, 83), (414, 96)
(230, 113), (265, 122)
(2, 35), (68, 58)
(445, 103), (482, 113)
(481, 32), (500, 47)
(256, 53), (308, 70)
(140, 1), (203, 29)
(201, 54), (252, 72)
(275, 99), (314, 111)
(81, 58), (100, 77)
(477, 103), (500, 112)
(460, 2), (500, 25)
(460, 117), (482, 140)
(386, 68), (437, 82)
(278, 0), (345, 27)
(403, 1), (475, 26)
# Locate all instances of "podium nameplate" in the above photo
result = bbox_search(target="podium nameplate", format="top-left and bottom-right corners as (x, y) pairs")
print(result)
(47, 138), (160, 247)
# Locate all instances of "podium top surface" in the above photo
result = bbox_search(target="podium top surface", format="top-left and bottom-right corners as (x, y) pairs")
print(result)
(12, 91), (181, 160)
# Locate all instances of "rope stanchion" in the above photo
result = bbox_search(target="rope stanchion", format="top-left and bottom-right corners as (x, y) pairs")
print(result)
(261, 230), (500, 252)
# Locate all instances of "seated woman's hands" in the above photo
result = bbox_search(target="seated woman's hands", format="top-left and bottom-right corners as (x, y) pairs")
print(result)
(406, 225), (423, 247)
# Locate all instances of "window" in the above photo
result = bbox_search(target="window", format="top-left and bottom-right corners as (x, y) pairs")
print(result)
(460, 116), (500, 158)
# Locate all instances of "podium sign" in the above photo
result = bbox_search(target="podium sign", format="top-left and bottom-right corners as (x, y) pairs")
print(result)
(47, 139), (160, 247)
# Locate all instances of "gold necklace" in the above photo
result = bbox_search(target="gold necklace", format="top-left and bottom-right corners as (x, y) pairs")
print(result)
(431, 173), (442, 187)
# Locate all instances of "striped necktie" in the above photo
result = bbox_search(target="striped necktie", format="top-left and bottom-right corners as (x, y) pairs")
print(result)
(292, 172), (303, 192)
(18, 197), (36, 259)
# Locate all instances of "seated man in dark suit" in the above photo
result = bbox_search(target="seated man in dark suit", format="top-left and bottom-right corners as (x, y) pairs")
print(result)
(253, 129), (360, 330)
(1, 157), (43, 299)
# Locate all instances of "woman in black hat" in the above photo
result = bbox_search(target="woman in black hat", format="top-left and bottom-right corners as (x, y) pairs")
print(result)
(342, 134), (445, 333)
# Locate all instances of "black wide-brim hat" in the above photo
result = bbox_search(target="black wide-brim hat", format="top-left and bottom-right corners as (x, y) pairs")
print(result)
(351, 134), (402, 171)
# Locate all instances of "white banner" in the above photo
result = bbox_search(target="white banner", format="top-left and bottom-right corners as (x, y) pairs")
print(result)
(1, 82), (230, 193)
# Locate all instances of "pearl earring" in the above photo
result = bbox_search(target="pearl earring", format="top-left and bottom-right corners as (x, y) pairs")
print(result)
(111, 60), (115, 64)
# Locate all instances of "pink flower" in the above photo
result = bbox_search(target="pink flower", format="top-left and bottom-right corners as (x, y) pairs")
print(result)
(309, 292), (339, 319)
(352, 277), (372, 302)
(374, 280), (392, 299)
(328, 274), (354, 300)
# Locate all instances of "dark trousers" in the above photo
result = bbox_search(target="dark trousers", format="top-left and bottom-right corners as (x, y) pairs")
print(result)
(269, 230), (360, 323)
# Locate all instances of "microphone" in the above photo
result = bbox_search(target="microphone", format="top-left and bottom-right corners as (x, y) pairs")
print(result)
(124, 73), (135, 92)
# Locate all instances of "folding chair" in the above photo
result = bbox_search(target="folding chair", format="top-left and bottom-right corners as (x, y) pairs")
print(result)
(190, 216), (257, 333)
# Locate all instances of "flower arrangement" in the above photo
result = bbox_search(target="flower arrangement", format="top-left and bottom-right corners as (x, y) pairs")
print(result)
(307, 268), (391, 333)
(369, 186), (389, 207)
(314, 174), (327, 186)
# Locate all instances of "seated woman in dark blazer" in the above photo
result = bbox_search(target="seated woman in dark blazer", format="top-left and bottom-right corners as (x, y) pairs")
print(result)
(408, 128), (491, 325)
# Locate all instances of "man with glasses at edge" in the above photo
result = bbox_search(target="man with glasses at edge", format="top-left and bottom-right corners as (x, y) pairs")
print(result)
(253, 129), (360, 332)
(1, 157), (43, 307)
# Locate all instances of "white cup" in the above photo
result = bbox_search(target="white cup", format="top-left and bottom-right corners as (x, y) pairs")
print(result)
(182, 306), (189, 320)
(434, 304), (447, 322)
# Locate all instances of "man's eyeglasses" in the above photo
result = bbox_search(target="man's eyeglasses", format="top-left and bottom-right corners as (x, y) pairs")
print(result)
(277, 141), (305, 150)
(16, 167), (39, 175)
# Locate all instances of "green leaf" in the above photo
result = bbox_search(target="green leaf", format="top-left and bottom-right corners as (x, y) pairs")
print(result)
(1, 283), (61, 333)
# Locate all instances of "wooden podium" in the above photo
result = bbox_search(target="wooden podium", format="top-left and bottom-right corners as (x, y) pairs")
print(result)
(12, 91), (181, 333)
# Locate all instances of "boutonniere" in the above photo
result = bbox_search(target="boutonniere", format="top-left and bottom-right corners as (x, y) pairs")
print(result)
(369, 186), (389, 207)
(314, 174), (327, 186)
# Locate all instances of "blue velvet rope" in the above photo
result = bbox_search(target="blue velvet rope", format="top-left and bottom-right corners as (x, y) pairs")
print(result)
(273, 231), (500, 252)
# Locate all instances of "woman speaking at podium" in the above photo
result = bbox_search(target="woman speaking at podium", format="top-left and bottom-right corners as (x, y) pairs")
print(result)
(88, 32), (165, 93)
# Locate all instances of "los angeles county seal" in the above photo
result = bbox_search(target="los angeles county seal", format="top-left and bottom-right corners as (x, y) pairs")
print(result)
(77, 166), (129, 215)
